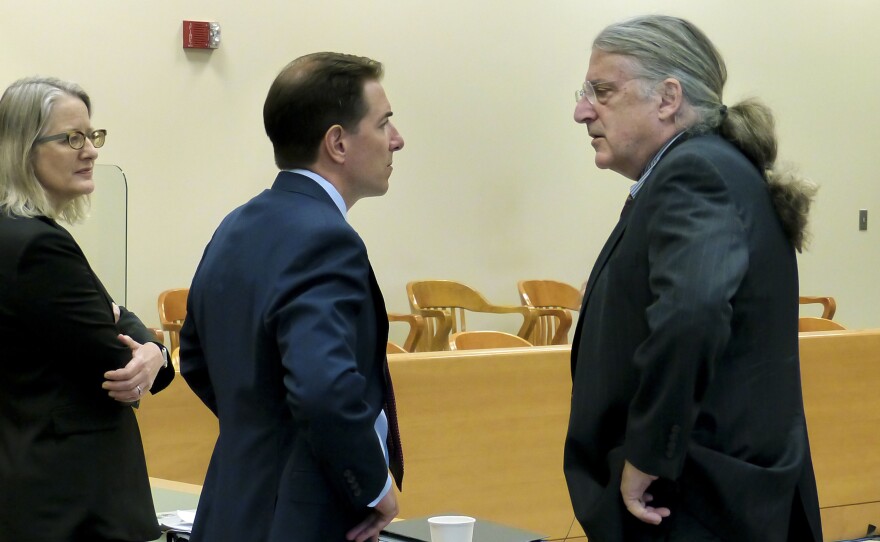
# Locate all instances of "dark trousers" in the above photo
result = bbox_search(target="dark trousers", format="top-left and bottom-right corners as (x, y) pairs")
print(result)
(622, 481), (812, 542)
(619, 506), (720, 542)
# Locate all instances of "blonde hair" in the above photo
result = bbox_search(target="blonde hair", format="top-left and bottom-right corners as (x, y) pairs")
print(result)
(0, 76), (92, 223)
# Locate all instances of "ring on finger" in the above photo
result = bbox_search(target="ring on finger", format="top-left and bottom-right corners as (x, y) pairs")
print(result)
(136, 385), (142, 396)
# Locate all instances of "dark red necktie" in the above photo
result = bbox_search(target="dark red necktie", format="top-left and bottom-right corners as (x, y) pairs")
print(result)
(384, 362), (404, 490)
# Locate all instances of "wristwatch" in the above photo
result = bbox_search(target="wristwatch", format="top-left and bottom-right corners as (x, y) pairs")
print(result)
(157, 343), (170, 369)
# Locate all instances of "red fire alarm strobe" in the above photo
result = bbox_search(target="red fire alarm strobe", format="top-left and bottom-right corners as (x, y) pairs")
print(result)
(183, 21), (221, 49)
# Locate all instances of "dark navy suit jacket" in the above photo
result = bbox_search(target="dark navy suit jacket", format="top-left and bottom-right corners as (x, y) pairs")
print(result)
(181, 171), (392, 541)
(563, 135), (822, 542)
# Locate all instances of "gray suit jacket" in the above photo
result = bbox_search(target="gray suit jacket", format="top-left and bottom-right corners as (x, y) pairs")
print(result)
(564, 134), (822, 542)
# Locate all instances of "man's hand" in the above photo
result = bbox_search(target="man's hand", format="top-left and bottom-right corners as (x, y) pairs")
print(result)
(346, 488), (399, 542)
(102, 334), (164, 403)
(620, 460), (671, 525)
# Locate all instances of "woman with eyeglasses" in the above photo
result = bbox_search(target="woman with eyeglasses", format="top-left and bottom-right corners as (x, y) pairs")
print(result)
(0, 77), (175, 541)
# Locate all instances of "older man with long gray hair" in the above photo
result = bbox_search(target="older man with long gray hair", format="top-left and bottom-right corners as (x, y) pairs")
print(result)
(564, 15), (821, 542)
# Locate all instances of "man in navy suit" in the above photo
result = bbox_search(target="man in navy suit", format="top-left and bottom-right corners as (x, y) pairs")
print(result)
(563, 16), (822, 542)
(180, 52), (404, 542)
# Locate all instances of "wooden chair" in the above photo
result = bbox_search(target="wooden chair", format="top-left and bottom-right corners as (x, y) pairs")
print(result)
(149, 328), (165, 344)
(407, 280), (537, 351)
(799, 317), (846, 332)
(387, 312), (425, 353)
(157, 288), (188, 352)
(449, 330), (533, 350)
(799, 296), (836, 319)
(518, 279), (582, 345)
(386, 342), (407, 354)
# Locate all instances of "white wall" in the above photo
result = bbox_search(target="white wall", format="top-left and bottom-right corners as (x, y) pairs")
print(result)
(3, 0), (878, 339)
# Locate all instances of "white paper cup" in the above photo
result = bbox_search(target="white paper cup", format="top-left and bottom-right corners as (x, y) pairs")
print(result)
(428, 515), (476, 542)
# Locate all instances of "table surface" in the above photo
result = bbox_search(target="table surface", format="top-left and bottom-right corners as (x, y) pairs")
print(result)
(150, 478), (201, 541)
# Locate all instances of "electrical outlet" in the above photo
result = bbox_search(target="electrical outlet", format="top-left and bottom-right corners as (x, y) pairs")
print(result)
(859, 209), (868, 231)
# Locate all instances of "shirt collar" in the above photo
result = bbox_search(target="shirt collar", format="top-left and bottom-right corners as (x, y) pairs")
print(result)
(287, 168), (347, 218)
(630, 131), (686, 200)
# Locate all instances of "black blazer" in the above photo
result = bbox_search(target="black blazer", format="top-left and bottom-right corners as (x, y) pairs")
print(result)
(563, 135), (822, 542)
(180, 172), (395, 542)
(0, 214), (174, 541)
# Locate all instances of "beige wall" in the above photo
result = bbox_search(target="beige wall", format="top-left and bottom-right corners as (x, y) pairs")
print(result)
(3, 1), (878, 339)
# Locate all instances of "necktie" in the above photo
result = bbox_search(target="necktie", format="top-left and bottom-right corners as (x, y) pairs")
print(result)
(384, 362), (404, 490)
(620, 194), (634, 218)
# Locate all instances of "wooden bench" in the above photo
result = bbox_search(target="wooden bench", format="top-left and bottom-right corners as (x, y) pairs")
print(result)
(136, 329), (880, 541)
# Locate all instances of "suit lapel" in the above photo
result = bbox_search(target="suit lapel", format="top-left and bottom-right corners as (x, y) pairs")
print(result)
(571, 133), (691, 374)
(571, 207), (633, 374)
(368, 265), (388, 346)
(582, 207), (633, 309)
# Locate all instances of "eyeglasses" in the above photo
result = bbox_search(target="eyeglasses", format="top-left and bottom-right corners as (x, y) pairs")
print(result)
(34, 129), (107, 150)
(575, 79), (634, 106)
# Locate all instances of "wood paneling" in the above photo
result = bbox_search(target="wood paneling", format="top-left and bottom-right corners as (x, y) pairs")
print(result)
(390, 346), (581, 539)
(136, 377), (216, 486)
(800, 329), (880, 540)
(136, 330), (880, 541)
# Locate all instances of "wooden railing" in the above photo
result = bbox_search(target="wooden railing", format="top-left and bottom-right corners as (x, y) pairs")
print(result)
(136, 329), (880, 541)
